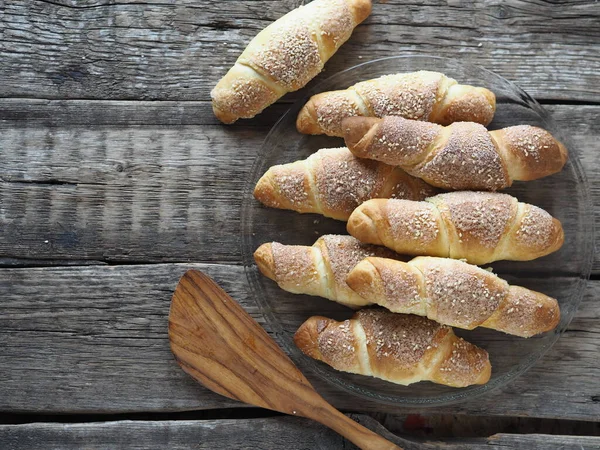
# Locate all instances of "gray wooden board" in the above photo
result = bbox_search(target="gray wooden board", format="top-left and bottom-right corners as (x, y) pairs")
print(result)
(0, 263), (598, 420)
(1, 102), (598, 272)
(1, 0), (600, 433)
(1, 1), (599, 102)
(0, 416), (599, 450)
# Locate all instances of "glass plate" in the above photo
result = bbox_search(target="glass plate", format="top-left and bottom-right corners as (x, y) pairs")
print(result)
(241, 55), (594, 406)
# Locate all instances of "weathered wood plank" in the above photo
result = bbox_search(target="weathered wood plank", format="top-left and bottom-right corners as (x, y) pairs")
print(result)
(0, 263), (598, 420)
(0, 99), (284, 127)
(0, 417), (351, 450)
(0, 416), (599, 450)
(373, 412), (600, 438)
(1, 1), (599, 102)
(1, 102), (598, 271)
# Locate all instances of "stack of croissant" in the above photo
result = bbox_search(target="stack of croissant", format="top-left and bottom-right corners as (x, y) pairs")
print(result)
(212, 0), (567, 388)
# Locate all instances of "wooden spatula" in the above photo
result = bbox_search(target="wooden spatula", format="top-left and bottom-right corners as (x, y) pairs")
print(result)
(168, 269), (402, 450)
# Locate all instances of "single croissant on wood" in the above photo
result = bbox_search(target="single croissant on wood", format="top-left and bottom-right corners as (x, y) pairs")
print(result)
(346, 256), (560, 337)
(342, 116), (568, 191)
(294, 308), (492, 387)
(296, 71), (496, 136)
(254, 147), (438, 220)
(211, 0), (372, 124)
(254, 234), (402, 307)
(347, 192), (564, 265)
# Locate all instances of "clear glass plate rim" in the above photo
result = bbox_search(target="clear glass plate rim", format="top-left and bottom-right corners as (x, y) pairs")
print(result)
(240, 55), (595, 406)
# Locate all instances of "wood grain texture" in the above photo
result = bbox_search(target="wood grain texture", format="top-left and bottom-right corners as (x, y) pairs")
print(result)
(1, 1), (599, 102)
(0, 416), (599, 450)
(1, 0), (599, 430)
(0, 263), (598, 420)
(169, 270), (401, 450)
(1, 102), (598, 271)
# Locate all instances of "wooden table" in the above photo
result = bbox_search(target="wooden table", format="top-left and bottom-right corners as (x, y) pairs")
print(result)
(1, 1), (599, 448)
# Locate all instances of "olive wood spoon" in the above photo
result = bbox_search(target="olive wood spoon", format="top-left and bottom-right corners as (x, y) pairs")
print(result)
(168, 269), (402, 450)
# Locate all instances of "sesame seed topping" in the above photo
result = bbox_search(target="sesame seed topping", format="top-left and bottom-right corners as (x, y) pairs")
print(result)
(356, 308), (446, 368)
(365, 116), (442, 167)
(256, 148), (435, 219)
(413, 257), (507, 328)
(384, 199), (441, 252)
(515, 205), (556, 249)
(314, 92), (363, 136)
(354, 71), (445, 120)
(432, 191), (517, 253)
(320, 235), (401, 301)
(411, 122), (509, 190)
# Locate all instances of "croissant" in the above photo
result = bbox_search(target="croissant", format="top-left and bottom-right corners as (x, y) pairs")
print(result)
(346, 256), (560, 337)
(254, 147), (438, 220)
(295, 308), (491, 387)
(347, 192), (564, 265)
(296, 71), (496, 136)
(342, 116), (568, 191)
(254, 235), (401, 307)
(211, 0), (372, 124)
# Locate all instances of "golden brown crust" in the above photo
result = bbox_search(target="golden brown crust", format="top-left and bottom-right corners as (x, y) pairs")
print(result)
(254, 235), (403, 307)
(341, 116), (381, 153)
(512, 205), (565, 261)
(211, 65), (282, 124)
(296, 71), (496, 136)
(346, 256), (560, 337)
(431, 192), (518, 264)
(294, 309), (491, 387)
(254, 242), (325, 297)
(484, 285), (560, 337)
(412, 256), (507, 329)
(343, 116), (566, 190)
(411, 122), (510, 191)
(294, 316), (331, 361)
(348, 193), (563, 264)
(253, 243), (277, 281)
(345, 199), (387, 246)
(491, 125), (569, 181)
(296, 99), (324, 135)
(297, 90), (369, 136)
(212, 0), (371, 124)
(353, 71), (444, 120)
(429, 335), (492, 387)
(312, 149), (391, 219)
(358, 309), (446, 382)
(240, 22), (322, 92)
(347, 0), (372, 23)
(345, 116), (442, 167)
(254, 148), (436, 221)
(347, 198), (448, 256)
(385, 166), (439, 201)
(253, 161), (317, 213)
(347, 257), (425, 316)
(315, 235), (401, 304)
(432, 85), (496, 126)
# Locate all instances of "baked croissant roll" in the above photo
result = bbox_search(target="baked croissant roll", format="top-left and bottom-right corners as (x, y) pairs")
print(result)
(254, 235), (401, 307)
(343, 116), (568, 191)
(347, 192), (564, 265)
(254, 147), (438, 220)
(211, 0), (372, 124)
(346, 256), (560, 337)
(295, 308), (492, 387)
(296, 71), (496, 136)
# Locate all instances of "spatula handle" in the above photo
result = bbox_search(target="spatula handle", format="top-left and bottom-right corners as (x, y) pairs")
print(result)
(310, 403), (403, 450)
